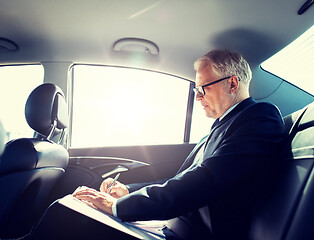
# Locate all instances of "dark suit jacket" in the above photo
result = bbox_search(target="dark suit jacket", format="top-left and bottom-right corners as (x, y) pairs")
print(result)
(116, 97), (286, 239)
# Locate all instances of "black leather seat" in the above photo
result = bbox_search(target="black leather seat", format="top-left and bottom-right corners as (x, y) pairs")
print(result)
(0, 120), (5, 157)
(249, 101), (314, 240)
(0, 83), (69, 239)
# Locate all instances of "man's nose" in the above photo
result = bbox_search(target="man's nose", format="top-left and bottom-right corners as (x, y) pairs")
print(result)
(195, 92), (203, 101)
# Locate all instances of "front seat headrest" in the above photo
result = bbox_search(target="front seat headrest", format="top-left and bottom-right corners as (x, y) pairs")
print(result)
(25, 83), (68, 139)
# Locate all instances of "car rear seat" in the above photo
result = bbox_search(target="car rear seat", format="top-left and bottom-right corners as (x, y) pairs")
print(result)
(0, 120), (5, 157)
(249, 101), (314, 240)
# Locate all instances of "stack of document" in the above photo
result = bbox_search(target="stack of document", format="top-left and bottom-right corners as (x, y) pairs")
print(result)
(58, 187), (166, 240)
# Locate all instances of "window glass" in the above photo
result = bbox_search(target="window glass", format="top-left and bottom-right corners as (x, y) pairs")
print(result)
(71, 65), (190, 147)
(0, 65), (44, 142)
(190, 99), (214, 143)
(261, 25), (314, 94)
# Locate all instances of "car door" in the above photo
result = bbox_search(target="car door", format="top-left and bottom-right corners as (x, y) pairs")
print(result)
(48, 65), (210, 200)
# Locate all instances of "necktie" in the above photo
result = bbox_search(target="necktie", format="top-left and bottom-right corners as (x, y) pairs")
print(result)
(211, 118), (219, 130)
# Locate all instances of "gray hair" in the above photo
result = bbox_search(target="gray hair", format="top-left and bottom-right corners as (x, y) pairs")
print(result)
(194, 49), (252, 84)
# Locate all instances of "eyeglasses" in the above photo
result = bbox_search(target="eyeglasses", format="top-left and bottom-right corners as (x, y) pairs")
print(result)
(193, 76), (233, 97)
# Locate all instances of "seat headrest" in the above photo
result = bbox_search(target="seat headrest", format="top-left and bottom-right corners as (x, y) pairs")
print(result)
(298, 101), (314, 130)
(284, 101), (314, 134)
(25, 83), (68, 138)
(282, 101), (314, 159)
(0, 121), (5, 156)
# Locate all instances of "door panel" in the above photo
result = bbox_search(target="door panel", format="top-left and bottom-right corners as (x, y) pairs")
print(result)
(49, 143), (195, 201)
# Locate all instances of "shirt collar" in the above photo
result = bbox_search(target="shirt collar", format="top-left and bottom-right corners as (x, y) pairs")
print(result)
(218, 101), (241, 121)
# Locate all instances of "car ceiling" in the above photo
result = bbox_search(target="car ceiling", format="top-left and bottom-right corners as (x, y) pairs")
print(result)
(0, 0), (313, 81)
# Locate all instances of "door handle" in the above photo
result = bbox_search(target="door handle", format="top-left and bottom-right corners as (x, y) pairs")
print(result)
(101, 165), (129, 179)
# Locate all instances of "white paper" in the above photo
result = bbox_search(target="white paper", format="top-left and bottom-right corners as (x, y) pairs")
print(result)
(59, 187), (165, 239)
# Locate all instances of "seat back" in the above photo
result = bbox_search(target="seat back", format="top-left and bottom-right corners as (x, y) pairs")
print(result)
(249, 101), (314, 240)
(0, 83), (69, 239)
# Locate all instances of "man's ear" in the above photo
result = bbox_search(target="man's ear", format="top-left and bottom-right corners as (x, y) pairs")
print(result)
(229, 76), (239, 93)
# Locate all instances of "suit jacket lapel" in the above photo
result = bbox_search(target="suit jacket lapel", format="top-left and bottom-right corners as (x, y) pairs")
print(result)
(204, 97), (256, 151)
(177, 136), (207, 174)
(178, 98), (256, 174)
(211, 97), (256, 132)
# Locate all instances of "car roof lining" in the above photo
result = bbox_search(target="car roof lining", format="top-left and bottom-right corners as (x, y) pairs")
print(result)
(0, 0), (312, 79)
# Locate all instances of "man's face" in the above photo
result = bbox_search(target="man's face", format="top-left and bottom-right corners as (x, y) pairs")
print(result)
(195, 66), (232, 119)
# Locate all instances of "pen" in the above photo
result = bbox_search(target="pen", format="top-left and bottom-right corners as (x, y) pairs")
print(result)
(108, 173), (120, 194)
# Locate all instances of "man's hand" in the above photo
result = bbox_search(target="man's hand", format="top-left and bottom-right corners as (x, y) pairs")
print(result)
(73, 188), (117, 216)
(100, 178), (129, 198)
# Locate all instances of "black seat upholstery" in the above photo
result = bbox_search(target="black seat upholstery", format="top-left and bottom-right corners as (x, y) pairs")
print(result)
(249, 101), (314, 240)
(0, 120), (5, 157)
(0, 83), (69, 239)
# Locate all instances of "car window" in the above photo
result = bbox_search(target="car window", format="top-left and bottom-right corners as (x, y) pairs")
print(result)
(190, 100), (214, 143)
(71, 65), (192, 147)
(0, 65), (44, 142)
(261, 25), (314, 95)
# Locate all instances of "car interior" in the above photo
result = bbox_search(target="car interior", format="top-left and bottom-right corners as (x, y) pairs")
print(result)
(0, 0), (313, 239)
